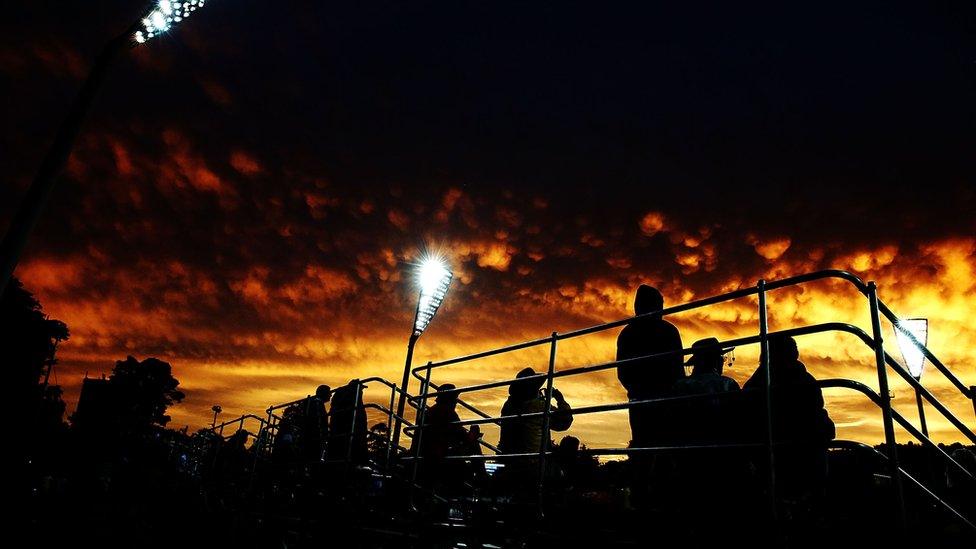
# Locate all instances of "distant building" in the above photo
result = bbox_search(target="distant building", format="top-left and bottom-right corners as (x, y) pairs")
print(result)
(71, 377), (118, 433)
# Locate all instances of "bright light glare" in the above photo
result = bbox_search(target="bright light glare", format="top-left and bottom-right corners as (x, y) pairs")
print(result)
(419, 258), (450, 295)
(134, 0), (207, 44)
(413, 257), (453, 337)
(894, 318), (928, 380)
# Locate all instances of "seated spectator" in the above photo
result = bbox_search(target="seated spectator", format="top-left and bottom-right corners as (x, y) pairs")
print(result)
(412, 383), (480, 493)
(744, 335), (835, 517)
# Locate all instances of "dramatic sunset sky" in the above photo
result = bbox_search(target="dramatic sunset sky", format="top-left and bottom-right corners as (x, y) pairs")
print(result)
(3, 1), (974, 449)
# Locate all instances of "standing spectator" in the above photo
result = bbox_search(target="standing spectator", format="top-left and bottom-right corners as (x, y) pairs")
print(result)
(616, 285), (684, 447)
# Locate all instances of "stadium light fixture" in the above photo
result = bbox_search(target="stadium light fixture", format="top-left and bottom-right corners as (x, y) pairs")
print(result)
(413, 257), (453, 337)
(0, 0), (218, 298)
(893, 318), (929, 436)
(211, 404), (222, 428)
(392, 255), (454, 455)
(135, 0), (209, 44)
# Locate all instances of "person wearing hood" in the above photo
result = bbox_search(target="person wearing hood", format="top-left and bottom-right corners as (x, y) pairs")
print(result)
(744, 334), (835, 516)
(498, 367), (574, 455)
(616, 284), (684, 447)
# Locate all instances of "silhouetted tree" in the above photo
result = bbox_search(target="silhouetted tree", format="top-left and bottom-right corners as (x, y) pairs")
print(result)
(2, 276), (69, 472)
(109, 355), (185, 430)
(2, 276), (69, 405)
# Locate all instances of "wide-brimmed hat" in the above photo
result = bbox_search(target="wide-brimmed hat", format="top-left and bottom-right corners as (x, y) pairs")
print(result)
(684, 337), (733, 365)
(512, 366), (547, 394)
(436, 383), (459, 401)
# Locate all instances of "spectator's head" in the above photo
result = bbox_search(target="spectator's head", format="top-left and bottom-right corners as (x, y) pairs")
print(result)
(315, 384), (332, 402)
(769, 335), (800, 365)
(634, 285), (664, 315)
(511, 367), (546, 399)
(559, 436), (581, 454)
(436, 383), (459, 407)
(686, 337), (732, 375)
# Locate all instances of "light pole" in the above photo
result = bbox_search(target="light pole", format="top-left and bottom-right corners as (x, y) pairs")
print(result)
(0, 1), (215, 297)
(894, 318), (929, 437)
(211, 404), (222, 429)
(390, 257), (453, 457)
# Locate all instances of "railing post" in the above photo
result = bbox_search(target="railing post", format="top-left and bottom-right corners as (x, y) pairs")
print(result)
(757, 279), (777, 523)
(868, 281), (907, 528)
(347, 381), (362, 468)
(971, 386), (976, 424)
(410, 363), (433, 507)
(386, 383), (397, 469)
(914, 389), (929, 438)
(537, 332), (559, 518)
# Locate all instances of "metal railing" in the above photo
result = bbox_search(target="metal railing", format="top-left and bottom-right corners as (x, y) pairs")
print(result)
(399, 269), (975, 528)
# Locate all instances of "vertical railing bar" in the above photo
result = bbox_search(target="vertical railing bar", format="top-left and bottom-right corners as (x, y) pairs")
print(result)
(971, 386), (976, 424)
(386, 383), (397, 469)
(537, 332), (559, 518)
(347, 381), (361, 468)
(868, 281), (908, 528)
(757, 279), (777, 524)
(410, 363), (433, 508)
(914, 389), (929, 438)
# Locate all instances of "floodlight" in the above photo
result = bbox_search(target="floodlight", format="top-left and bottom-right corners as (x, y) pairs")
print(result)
(413, 257), (453, 337)
(135, 0), (209, 44)
(894, 318), (928, 381)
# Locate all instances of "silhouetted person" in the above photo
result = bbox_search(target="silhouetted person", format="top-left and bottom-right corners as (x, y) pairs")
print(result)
(744, 335), (835, 515)
(498, 367), (574, 455)
(616, 285), (684, 447)
(413, 383), (479, 492)
(670, 338), (742, 519)
(329, 380), (368, 465)
(671, 337), (740, 445)
(946, 445), (976, 518)
(300, 384), (330, 463)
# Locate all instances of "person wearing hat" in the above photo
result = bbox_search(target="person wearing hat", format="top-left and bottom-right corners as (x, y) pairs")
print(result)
(672, 337), (739, 395)
(412, 383), (480, 493)
(498, 367), (574, 455)
(670, 338), (741, 523)
(616, 285), (684, 448)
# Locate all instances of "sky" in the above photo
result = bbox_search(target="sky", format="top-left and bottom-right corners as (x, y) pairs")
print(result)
(2, 1), (975, 450)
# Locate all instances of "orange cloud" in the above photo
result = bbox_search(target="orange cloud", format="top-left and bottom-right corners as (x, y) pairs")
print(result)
(639, 211), (667, 236)
(230, 151), (262, 175)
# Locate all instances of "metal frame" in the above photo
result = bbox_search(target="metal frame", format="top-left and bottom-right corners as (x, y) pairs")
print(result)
(402, 269), (975, 526)
(206, 270), (975, 531)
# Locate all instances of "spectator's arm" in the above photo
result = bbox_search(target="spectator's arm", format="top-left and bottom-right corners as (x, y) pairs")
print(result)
(548, 395), (574, 432)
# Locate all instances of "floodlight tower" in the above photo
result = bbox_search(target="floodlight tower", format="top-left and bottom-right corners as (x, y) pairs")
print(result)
(894, 318), (929, 436)
(0, 1), (216, 297)
(391, 257), (453, 455)
(211, 404), (222, 429)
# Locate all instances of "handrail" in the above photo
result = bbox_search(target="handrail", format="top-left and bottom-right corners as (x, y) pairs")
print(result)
(410, 326), (975, 445)
(401, 273), (975, 527)
(827, 439), (976, 533)
(412, 269), (869, 374)
(817, 379), (973, 481)
(210, 413), (267, 433)
(409, 269), (973, 423)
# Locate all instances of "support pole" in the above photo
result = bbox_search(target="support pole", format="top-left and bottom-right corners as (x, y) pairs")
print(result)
(868, 282), (907, 528)
(392, 333), (419, 459)
(0, 26), (134, 297)
(757, 280), (777, 522)
(536, 332), (558, 518)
